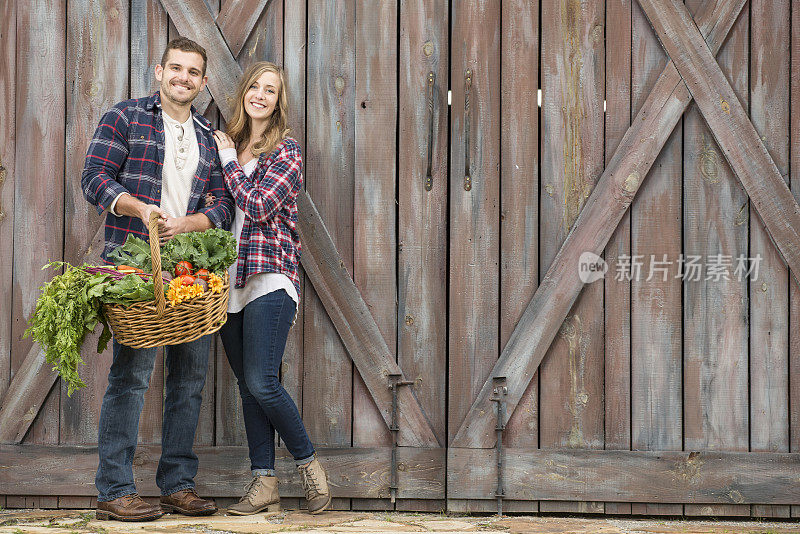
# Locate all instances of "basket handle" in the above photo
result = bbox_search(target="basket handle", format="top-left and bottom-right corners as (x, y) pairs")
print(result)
(148, 212), (166, 318)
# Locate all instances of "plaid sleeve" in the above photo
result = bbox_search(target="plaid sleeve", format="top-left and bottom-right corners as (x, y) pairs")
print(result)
(81, 104), (131, 215)
(222, 139), (303, 224)
(199, 151), (235, 229)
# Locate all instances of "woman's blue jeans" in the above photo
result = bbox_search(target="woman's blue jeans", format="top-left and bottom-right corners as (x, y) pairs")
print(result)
(219, 289), (315, 471)
(95, 335), (211, 502)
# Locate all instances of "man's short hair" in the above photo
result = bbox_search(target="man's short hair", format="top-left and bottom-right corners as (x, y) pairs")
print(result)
(161, 37), (208, 76)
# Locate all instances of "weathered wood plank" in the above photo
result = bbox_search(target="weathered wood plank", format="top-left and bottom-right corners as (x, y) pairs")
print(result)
(447, 448), (800, 504)
(352, 0), (396, 455)
(0, 445), (445, 500)
(538, 0), (605, 514)
(296, 192), (438, 447)
(397, 0), (449, 447)
(281, 0), (306, 430)
(450, 0), (747, 450)
(637, 0), (800, 287)
(301, 0), (356, 450)
(448, 0), (501, 447)
(681, 0), (750, 519)
(60, 0), (129, 448)
(216, 0), (271, 57)
(131, 0), (168, 98)
(12, 0), (67, 447)
(0, 0), (15, 403)
(630, 0), (683, 516)
(131, 0), (168, 444)
(500, 0), (539, 451)
(790, 0), (800, 520)
(748, 0), (790, 457)
(603, 0), (632, 517)
(235, 0), (281, 68)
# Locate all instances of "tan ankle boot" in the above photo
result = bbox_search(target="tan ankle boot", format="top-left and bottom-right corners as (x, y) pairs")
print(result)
(297, 457), (331, 514)
(227, 476), (281, 515)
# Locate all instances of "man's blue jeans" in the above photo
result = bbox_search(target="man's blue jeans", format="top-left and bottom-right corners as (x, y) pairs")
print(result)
(219, 289), (315, 472)
(95, 336), (210, 502)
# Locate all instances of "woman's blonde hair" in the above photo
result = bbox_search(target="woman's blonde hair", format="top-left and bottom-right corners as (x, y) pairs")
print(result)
(226, 61), (290, 157)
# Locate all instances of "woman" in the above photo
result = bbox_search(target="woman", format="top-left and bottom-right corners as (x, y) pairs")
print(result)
(211, 61), (330, 515)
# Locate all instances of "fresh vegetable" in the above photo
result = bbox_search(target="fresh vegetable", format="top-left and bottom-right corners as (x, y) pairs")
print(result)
(161, 270), (173, 282)
(108, 228), (237, 276)
(23, 262), (112, 395)
(118, 264), (144, 274)
(194, 268), (210, 281)
(193, 278), (208, 291)
(180, 275), (195, 286)
(161, 228), (238, 275)
(175, 261), (193, 277)
(107, 235), (153, 272)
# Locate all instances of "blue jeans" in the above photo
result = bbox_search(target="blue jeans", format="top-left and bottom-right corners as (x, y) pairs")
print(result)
(95, 336), (211, 502)
(219, 289), (315, 472)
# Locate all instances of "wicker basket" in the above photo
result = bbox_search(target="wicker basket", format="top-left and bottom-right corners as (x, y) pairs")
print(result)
(103, 212), (230, 348)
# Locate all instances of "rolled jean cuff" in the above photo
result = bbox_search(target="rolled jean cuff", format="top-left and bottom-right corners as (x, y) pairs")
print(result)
(252, 468), (275, 477)
(295, 453), (315, 466)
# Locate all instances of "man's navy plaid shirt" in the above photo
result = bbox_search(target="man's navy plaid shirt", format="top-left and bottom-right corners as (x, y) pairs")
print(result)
(222, 137), (303, 296)
(82, 92), (234, 261)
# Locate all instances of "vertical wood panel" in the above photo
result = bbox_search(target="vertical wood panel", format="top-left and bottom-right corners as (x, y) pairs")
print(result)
(500, 0), (540, 453)
(682, 0), (749, 518)
(0, 0), (16, 402)
(130, 0), (168, 444)
(195, 0), (223, 449)
(398, 0), (449, 447)
(791, 0), (800, 519)
(749, 0), (790, 460)
(538, 0), (605, 514)
(13, 0), (67, 446)
(281, 0), (307, 433)
(303, 0), (355, 449)
(352, 0), (396, 460)
(603, 0), (631, 515)
(751, 3), (792, 516)
(629, 0), (682, 516)
(60, 0), (129, 449)
(448, 0), (501, 447)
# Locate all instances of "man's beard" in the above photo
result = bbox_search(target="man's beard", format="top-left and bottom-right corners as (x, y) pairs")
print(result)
(162, 79), (198, 105)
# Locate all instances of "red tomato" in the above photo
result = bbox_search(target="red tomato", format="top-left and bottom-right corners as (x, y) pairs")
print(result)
(175, 261), (193, 277)
(195, 268), (210, 281)
(180, 275), (195, 286)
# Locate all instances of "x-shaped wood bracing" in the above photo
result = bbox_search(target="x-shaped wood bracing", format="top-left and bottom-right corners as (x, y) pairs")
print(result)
(0, 0), (439, 448)
(451, 0), (800, 448)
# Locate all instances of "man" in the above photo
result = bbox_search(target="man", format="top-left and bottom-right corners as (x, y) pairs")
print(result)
(82, 37), (234, 522)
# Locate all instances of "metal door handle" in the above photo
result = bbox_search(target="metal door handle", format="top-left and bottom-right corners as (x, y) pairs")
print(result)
(464, 69), (473, 191)
(425, 71), (436, 192)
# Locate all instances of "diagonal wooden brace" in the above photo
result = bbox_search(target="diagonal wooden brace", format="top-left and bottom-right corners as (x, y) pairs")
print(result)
(636, 0), (800, 283)
(451, 0), (749, 448)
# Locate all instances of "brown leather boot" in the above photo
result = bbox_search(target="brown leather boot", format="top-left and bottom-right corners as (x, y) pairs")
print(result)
(227, 476), (281, 515)
(96, 493), (164, 522)
(160, 488), (218, 516)
(297, 457), (331, 514)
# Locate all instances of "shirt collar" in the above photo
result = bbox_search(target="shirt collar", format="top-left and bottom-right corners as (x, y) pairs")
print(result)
(147, 91), (211, 132)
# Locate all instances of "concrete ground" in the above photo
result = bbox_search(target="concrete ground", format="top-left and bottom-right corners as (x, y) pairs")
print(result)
(2, 509), (800, 534)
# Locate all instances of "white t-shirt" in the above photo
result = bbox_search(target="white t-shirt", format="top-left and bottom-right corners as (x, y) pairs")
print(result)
(108, 109), (200, 218)
(159, 111), (199, 218)
(225, 155), (299, 313)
